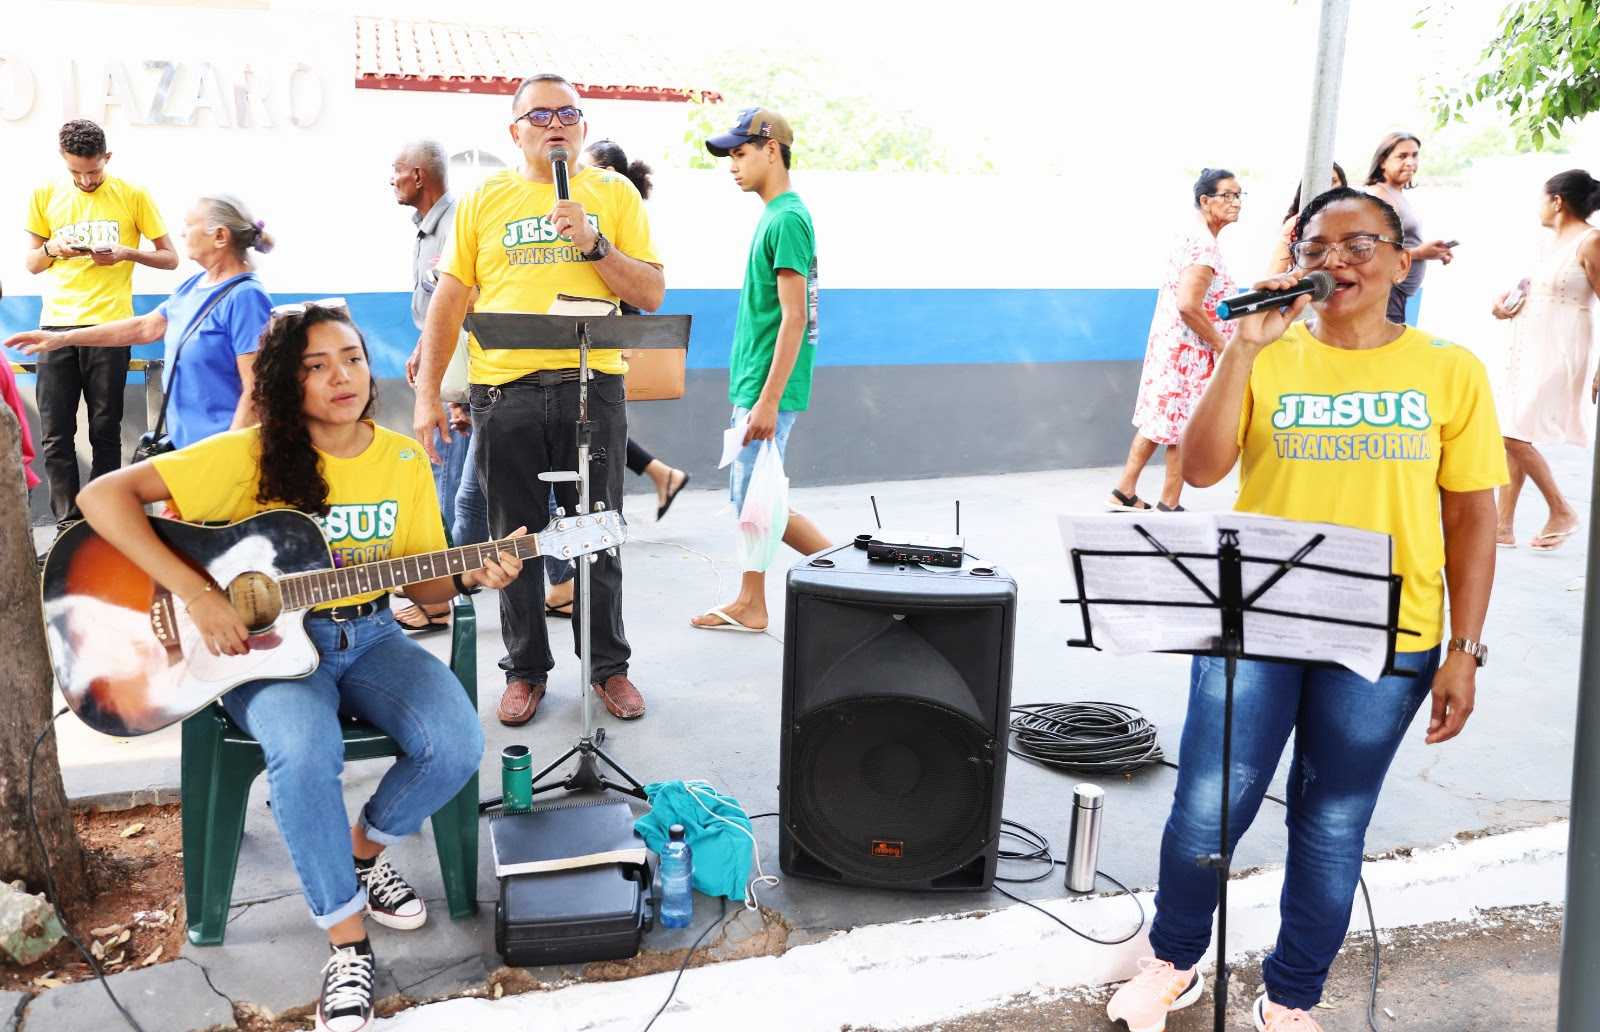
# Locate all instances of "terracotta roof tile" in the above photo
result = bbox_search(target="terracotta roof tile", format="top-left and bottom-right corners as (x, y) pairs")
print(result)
(353, 16), (718, 101)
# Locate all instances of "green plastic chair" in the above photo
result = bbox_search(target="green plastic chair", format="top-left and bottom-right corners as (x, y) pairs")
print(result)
(180, 593), (479, 946)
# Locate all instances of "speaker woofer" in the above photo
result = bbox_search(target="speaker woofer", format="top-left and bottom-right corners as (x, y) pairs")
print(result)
(788, 696), (997, 884)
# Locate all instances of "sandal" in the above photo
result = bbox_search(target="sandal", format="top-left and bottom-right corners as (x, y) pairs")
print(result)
(393, 603), (450, 633)
(545, 599), (574, 618)
(1107, 488), (1154, 512)
(1156, 502), (1186, 512)
(657, 469), (691, 521)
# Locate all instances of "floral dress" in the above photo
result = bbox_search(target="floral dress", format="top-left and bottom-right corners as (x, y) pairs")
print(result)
(1131, 219), (1236, 445)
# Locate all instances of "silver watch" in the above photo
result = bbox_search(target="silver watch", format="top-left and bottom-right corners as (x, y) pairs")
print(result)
(1447, 636), (1487, 667)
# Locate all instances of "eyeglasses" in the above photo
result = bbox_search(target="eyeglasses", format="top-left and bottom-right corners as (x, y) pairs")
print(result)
(269, 297), (348, 321)
(1211, 191), (1248, 203)
(1289, 234), (1403, 270)
(514, 106), (583, 129)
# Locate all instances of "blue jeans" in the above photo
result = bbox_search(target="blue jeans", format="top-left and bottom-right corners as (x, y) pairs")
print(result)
(1147, 648), (1438, 1010)
(728, 405), (799, 516)
(220, 610), (484, 928)
(451, 427), (490, 548)
(429, 419), (471, 534)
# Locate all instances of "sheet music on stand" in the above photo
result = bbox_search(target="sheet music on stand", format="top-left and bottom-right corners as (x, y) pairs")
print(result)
(1058, 512), (1410, 681)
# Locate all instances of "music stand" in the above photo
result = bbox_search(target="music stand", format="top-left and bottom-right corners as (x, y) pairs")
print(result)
(1059, 512), (1416, 1032)
(467, 311), (691, 802)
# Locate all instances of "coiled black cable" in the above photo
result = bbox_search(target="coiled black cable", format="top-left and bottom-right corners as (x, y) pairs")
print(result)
(1008, 701), (1165, 775)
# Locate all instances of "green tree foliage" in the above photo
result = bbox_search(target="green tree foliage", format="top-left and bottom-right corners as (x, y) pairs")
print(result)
(1432, 0), (1600, 150)
(675, 47), (947, 172)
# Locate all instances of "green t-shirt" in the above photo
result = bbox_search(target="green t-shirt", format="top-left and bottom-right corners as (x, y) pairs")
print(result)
(728, 191), (818, 411)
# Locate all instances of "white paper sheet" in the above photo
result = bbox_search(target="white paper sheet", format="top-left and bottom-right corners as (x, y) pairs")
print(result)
(719, 416), (750, 469)
(1058, 512), (1397, 681)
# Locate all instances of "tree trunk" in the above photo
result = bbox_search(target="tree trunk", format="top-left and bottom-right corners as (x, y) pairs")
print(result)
(0, 402), (87, 905)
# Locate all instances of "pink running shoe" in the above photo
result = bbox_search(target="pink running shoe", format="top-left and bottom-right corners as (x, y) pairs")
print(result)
(1106, 958), (1205, 1032)
(1253, 993), (1325, 1031)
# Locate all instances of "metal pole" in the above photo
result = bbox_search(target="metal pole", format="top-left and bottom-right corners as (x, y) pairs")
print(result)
(1298, 0), (1350, 216)
(1557, 419), (1600, 1027)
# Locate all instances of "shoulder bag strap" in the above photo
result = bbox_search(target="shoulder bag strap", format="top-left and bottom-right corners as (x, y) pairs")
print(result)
(150, 274), (253, 437)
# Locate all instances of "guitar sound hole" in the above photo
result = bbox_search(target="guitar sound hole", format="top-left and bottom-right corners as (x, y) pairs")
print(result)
(228, 573), (283, 633)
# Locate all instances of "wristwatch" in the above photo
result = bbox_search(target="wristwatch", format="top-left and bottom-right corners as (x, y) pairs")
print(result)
(580, 232), (611, 262)
(1447, 636), (1488, 667)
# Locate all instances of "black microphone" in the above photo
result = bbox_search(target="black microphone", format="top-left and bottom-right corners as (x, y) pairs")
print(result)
(548, 146), (570, 201)
(1214, 270), (1335, 320)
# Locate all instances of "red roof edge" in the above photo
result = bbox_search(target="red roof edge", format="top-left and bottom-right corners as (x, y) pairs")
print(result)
(354, 76), (720, 103)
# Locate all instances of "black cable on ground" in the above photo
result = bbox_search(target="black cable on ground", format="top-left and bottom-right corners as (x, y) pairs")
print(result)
(1007, 701), (1165, 775)
(639, 896), (728, 1032)
(994, 817), (1146, 946)
(29, 707), (146, 1032)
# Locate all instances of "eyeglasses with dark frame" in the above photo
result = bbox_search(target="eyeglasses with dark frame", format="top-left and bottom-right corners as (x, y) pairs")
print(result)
(514, 106), (583, 129)
(269, 297), (349, 321)
(1289, 234), (1404, 270)
(1211, 190), (1248, 203)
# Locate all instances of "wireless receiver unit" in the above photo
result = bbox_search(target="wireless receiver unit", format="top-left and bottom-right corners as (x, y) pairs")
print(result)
(861, 530), (966, 567)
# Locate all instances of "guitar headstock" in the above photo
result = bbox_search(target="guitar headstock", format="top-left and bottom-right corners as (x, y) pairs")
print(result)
(536, 509), (628, 562)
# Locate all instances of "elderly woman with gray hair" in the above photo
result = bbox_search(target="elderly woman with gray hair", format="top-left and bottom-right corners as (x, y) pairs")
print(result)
(8, 193), (275, 449)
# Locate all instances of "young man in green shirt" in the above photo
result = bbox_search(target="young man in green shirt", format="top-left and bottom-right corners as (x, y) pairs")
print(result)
(692, 107), (829, 632)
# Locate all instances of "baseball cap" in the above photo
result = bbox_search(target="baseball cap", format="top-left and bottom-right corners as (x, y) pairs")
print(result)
(705, 106), (794, 158)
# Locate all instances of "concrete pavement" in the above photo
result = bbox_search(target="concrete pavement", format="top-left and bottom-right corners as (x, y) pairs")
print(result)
(24, 446), (1590, 1029)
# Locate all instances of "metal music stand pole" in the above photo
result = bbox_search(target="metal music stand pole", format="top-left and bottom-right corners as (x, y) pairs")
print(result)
(465, 311), (691, 805)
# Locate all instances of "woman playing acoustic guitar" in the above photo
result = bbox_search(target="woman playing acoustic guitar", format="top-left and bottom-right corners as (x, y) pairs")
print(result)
(77, 302), (524, 1032)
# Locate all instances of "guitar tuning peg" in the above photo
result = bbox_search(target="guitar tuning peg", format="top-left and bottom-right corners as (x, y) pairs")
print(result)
(587, 553), (600, 564)
(554, 507), (566, 518)
(592, 502), (607, 512)
(607, 547), (618, 558)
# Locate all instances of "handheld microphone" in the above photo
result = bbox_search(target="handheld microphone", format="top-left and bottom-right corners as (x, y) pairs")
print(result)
(1215, 270), (1335, 320)
(548, 146), (571, 201)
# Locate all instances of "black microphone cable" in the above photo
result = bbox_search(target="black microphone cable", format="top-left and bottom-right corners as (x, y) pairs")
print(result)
(29, 707), (146, 1032)
(1008, 701), (1165, 775)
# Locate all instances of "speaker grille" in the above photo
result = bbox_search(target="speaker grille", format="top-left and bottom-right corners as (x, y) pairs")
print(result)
(788, 696), (996, 883)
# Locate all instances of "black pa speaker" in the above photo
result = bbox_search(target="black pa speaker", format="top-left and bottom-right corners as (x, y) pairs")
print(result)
(779, 541), (1016, 891)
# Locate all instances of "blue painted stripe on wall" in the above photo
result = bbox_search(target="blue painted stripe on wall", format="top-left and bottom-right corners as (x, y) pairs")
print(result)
(3, 287), (1158, 378)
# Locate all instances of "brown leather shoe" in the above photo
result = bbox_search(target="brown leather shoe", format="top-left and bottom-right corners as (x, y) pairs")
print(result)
(497, 680), (546, 726)
(592, 674), (645, 720)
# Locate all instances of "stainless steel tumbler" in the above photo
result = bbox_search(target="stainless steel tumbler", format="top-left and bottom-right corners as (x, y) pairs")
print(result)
(1065, 783), (1105, 893)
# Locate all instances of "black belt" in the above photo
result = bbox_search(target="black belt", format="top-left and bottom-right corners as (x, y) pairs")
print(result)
(526, 368), (593, 387)
(308, 594), (391, 621)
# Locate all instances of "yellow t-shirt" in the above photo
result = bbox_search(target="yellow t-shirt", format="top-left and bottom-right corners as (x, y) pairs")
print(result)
(1235, 323), (1508, 650)
(437, 166), (661, 384)
(26, 176), (167, 326)
(150, 424), (446, 609)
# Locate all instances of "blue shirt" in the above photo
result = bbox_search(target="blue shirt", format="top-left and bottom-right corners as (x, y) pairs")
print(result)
(155, 272), (272, 448)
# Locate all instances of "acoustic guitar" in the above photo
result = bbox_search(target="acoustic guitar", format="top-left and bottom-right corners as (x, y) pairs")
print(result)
(39, 508), (626, 737)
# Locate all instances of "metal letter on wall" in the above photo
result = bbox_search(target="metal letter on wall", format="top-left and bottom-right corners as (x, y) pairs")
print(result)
(103, 60), (148, 125)
(0, 52), (37, 122)
(234, 63), (273, 128)
(286, 62), (323, 128)
(181, 62), (234, 128)
(144, 60), (185, 126)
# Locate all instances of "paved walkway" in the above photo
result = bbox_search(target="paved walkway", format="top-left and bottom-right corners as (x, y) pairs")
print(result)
(26, 447), (1592, 1029)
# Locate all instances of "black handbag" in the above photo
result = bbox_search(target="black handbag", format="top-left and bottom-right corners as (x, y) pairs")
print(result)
(130, 276), (251, 464)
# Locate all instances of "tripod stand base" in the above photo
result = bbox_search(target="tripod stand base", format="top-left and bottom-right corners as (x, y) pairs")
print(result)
(479, 729), (648, 812)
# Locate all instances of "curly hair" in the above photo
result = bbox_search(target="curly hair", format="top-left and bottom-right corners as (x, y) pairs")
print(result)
(59, 119), (107, 158)
(250, 306), (377, 515)
(584, 139), (653, 200)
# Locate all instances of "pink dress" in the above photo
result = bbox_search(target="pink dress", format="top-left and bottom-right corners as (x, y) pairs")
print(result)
(1499, 228), (1597, 446)
(1131, 219), (1236, 445)
(0, 361), (39, 490)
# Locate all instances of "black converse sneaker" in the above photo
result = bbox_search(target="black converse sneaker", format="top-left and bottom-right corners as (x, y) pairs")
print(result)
(317, 940), (375, 1032)
(354, 852), (427, 930)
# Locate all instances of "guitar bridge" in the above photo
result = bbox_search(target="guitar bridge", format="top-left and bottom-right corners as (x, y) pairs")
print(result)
(150, 592), (182, 647)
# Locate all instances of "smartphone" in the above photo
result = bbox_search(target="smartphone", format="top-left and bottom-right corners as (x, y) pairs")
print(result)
(1505, 276), (1530, 315)
(1441, 240), (1461, 249)
(92, 244), (113, 254)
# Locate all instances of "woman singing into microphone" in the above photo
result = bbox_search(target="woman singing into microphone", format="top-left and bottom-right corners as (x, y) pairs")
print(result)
(1105, 186), (1505, 1032)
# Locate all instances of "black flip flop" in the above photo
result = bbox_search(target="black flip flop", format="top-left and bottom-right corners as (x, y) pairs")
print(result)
(545, 599), (574, 618)
(657, 470), (691, 520)
(394, 604), (450, 633)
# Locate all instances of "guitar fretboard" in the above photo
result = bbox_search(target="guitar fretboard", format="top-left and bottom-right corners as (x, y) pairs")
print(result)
(278, 536), (545, 611)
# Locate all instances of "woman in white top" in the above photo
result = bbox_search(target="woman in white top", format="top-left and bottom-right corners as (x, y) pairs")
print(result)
(1490, 169), (1600, 550)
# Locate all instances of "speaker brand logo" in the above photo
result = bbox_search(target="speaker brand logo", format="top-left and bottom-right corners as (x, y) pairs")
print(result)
(870, 840), (905, 859)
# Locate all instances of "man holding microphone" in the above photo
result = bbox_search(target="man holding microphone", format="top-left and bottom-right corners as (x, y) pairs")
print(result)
(410, 73), (663, 727)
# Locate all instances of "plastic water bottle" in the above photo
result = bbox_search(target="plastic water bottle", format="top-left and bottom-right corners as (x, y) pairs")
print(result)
(658, 824), (693, 929)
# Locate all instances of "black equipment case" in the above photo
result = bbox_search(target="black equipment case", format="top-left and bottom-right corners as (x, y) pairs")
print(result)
(493, 862), (655, 967)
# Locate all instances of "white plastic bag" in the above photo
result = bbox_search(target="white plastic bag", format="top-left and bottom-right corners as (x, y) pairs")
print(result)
(736, 440), (789, 572)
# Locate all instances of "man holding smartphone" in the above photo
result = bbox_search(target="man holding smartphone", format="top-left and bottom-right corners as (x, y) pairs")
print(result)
(23, 119), (177, 531)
